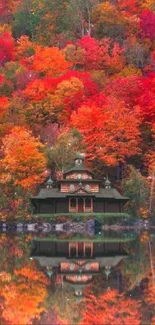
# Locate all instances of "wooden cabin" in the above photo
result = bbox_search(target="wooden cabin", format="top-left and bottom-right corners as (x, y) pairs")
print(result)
(31, 154), (129, 214)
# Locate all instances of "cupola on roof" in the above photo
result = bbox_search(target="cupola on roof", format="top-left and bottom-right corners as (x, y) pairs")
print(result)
(46, 176), (53, 188)
(105, 176), (111, 189)
(64, 153), (93, 176)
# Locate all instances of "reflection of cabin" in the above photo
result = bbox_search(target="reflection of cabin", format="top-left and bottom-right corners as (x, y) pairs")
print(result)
(31, 154), (129, 214)
(30, 240), (128, 297)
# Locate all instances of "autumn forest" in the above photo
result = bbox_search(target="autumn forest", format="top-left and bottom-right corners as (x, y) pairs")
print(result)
(0, 0), (155, 218)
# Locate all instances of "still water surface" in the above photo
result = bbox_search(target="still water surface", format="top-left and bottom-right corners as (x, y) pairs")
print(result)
(0, 228), (154, 325)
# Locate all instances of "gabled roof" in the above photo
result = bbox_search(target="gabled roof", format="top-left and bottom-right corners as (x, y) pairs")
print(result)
(70, 187), (90, 194)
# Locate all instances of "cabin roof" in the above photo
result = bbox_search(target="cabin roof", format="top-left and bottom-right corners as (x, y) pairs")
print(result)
(31, 187), (129, 200)
(64, 165), (93, 176)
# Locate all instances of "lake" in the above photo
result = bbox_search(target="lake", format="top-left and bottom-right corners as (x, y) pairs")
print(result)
(0, 225), (154, 325)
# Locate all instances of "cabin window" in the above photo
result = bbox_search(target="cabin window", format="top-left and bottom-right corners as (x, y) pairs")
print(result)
(70, 198), (76, 208)
(85, 198), (91, 208)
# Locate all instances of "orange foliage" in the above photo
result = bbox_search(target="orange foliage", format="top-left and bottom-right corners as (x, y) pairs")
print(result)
(15, 35), (37, 59)
(80, 289), (141, 325)
(23, 46), (71, 77)
(144, 276), (155, 322)
(23, 78), (49, 101)
(1, 126), (46, 189)
(0, 264), (49, 325)
(15, 265), (49, 284)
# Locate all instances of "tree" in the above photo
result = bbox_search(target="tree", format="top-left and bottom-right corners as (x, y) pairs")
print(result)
(39, 309), (67, 325)
(0, 126), (46, 190)
(92, 1), (127, 41)
(124, 37), (150, 69)
(118, 0), (143, 16)
(12, 0), (39, 39)
(122, 165), (150, 218)
(0, 31), (14, 66)
(51, 76), (84, 122)
(77, 36), (125, 73)
(22, 46), (71, 77)
(142, 0), (155, 11)
(0, 96), (9, 119)
(23, 71), (98, 125)
(63, 43), (85, 69)
(144, 274), (155, 325)
(15, 35), (36, 60)
(71, 97), (141, 166)
(140, 10), (155, 40)
(47, 128), (82, 173)
(106, 74), (155, 124)
(49, 281), (79, 325)
(98, 38), (125, 74)
(77, 35), (100, 69)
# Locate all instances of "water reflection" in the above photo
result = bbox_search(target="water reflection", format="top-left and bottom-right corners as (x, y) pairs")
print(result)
(0, 228), (154, 324)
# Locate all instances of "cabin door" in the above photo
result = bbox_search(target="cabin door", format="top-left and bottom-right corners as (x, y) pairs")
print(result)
(78, 198), (84, 213)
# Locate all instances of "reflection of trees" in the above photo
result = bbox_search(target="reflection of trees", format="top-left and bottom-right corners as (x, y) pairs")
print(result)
(79, 289), (141, 325)
(0, 235), (49, 325)
(0, 234), (29, 273)
(47, 281), (82, 325)
(143, 275), (155, 325)
(121, 239), (150, 290)
(143, 237), (155, 325)
(0, 264), (49, 325)
(39, 309), (66, 325)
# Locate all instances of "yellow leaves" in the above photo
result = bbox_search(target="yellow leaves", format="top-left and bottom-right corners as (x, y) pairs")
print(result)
(52, 77), (84, 107)
(0, 271), (11, 282)
(23, 79), (48, 101)
(142, 0), (155, 11)
(117, 65), (142, 77)
(92, 1), (126, 27)
(0, 24), (12, 35)
(57, 77), (84, 96)
(63, 44), (85, 66)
